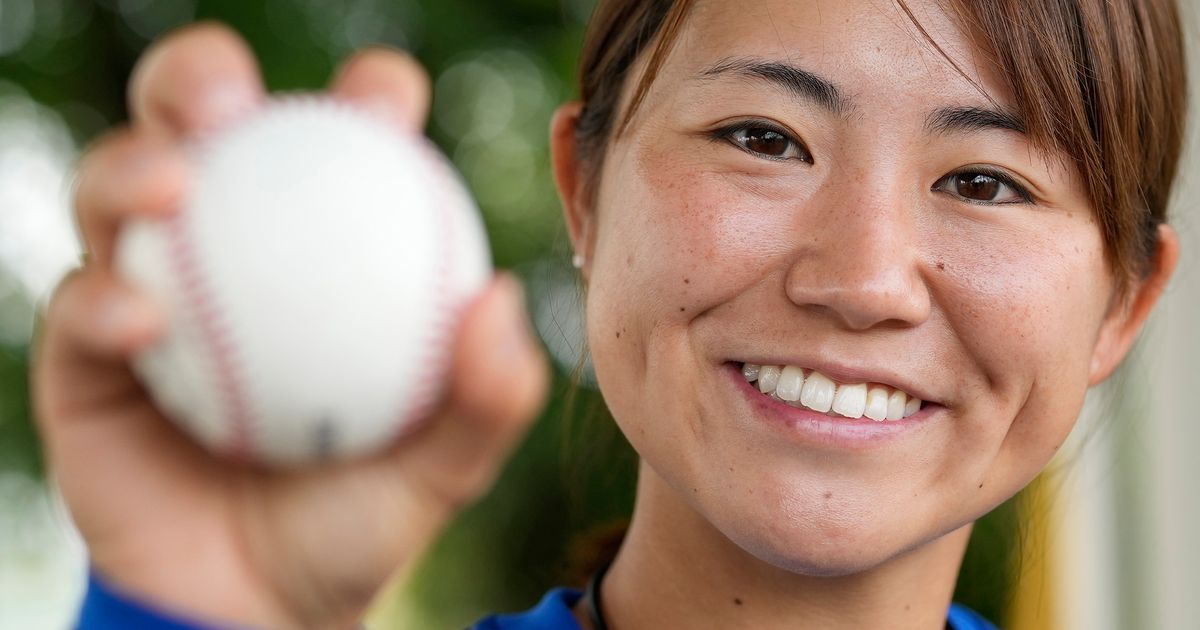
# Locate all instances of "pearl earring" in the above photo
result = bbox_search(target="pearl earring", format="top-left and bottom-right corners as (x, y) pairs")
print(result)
(572, 253), (586, 269)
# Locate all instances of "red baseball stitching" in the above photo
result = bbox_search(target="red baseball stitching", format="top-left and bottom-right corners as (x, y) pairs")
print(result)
(390, 140), (466, 435)
(165, 210), (256, 460)
(164, 98), (475, 462)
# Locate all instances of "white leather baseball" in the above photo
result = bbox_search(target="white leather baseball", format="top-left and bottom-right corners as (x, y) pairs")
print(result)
(115, 97), (491, 466)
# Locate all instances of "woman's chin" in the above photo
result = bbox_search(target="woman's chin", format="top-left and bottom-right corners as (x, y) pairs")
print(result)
(725, 523), (905, 578)
(703, 494), (941, 579)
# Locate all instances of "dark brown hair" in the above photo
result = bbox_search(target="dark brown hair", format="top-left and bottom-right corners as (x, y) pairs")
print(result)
(574, 0), (1189, 289)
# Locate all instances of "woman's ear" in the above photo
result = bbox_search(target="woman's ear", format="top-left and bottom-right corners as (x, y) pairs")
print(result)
(550, 102), (593, 274)
(1088, 224), (1181, 385)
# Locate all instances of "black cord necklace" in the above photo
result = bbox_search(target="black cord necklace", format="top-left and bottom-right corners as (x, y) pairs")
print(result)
(584, 560), (958, 630)
(583, 559), (613, 630)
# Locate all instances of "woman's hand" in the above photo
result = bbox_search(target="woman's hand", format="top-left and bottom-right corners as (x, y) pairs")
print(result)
(31, 22), (548, 629)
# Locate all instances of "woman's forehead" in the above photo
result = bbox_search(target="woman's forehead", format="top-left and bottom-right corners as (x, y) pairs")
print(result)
(671, 0), (1015, 112)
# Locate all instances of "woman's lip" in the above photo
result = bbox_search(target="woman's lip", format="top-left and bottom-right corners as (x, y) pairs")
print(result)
(722, 363), (939, 449)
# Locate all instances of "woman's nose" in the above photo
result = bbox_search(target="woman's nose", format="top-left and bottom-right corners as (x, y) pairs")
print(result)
(783, 181), (932, 331)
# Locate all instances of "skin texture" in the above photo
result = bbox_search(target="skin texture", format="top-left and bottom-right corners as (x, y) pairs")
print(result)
(33, 0), (1178, 628)
(552, 1), (1178, 628)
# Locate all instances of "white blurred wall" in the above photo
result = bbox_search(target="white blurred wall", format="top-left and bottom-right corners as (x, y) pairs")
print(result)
(1143, 0), (1200, 625)
(1142, 1), (1200, 624)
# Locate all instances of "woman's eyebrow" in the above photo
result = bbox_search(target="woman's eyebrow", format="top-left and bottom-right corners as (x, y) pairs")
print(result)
(697, 57), (1028, 140)
(698, 56), (851, 116)
(925, 105), (1027, 136)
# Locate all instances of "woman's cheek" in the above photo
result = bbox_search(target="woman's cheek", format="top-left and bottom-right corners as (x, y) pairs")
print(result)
(929, 213), (1110, 469)
(586, 156), (804, 438)
(597, 160), (803, 319)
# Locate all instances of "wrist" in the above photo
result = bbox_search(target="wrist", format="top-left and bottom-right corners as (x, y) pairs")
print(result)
(82, 569), (254, 630)
(88, 552), (308, 629)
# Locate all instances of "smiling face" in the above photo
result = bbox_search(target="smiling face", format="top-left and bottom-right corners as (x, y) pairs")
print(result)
(564, 0), (1130, 576)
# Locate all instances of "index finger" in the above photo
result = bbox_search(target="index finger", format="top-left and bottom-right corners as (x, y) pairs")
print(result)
(128, 22), (265, 138)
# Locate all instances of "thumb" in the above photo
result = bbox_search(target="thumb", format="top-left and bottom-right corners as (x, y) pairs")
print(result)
(393, 273), (549, 513)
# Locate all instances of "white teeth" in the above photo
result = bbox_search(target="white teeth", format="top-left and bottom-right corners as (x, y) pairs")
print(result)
(864, 386), (890, 421)
(742, 363), (924, 421)
(799, 371), (836, 413)
(757, 365), (781, 394)
(886, 389), (907, 421)
(831, 382), (867, 419)
(742, 363), (761, 382)
(774, 366), (805, 402)
(904, 396), (922, 418)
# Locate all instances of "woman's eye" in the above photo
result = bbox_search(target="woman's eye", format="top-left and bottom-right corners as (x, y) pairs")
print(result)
(717, 123), (812, 163)
(935, 170), (1032, 205)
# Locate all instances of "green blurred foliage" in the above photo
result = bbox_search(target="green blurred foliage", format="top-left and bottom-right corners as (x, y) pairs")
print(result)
(0, 345), (38, 477)
(0, 1), (1019, 626)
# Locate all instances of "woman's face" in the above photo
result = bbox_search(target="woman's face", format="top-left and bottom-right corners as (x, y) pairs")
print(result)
(576, 0), (1123, 575)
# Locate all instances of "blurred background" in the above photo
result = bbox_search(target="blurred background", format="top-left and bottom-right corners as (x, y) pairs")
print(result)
(0, 1), (1196, 628)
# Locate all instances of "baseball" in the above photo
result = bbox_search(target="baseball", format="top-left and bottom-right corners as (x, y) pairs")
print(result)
(115, 97), (492, 466)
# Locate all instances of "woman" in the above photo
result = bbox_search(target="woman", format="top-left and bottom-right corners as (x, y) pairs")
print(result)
(38, 0), (1187, 628)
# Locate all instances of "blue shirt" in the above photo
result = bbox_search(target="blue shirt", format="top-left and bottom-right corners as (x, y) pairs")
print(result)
(78, 571), (998, 629)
